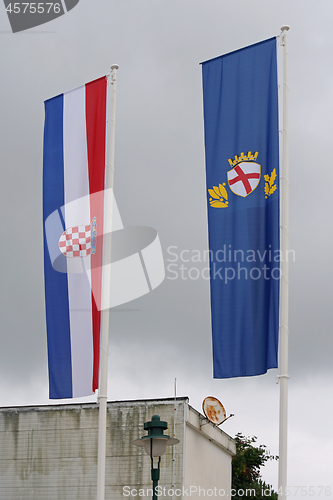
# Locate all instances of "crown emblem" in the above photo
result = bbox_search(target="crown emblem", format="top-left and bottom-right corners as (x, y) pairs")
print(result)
(228, 151), (258, 168)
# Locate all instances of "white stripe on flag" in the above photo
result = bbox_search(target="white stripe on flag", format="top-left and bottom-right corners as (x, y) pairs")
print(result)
(63, 85), (94, 398)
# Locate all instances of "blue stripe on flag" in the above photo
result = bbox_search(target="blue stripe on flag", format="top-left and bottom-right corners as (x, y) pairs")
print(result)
(43, 94), (73, 398)
(202, 37), (279, 378)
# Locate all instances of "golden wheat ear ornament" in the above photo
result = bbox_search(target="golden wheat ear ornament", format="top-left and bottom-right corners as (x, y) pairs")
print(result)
(208, 183), (229, 208)
(264, 168), (277, 198)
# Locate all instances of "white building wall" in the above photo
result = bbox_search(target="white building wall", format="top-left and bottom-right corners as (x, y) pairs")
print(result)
(0, 399), (185, 500)
(184, 406), (236, 499)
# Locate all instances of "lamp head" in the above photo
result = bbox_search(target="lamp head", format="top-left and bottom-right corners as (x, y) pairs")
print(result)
(133, 415), (180, 457)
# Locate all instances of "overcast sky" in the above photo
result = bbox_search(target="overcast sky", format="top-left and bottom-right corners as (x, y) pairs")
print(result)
(1, 0), (333, 494)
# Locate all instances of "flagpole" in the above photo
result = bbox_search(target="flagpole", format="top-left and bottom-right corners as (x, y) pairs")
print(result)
(278, 26), (289, 500)
(96, 63), (119, 500)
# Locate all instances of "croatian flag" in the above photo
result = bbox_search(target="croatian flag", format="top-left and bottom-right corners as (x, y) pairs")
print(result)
(43, 77), (107, 399)
(202, 38), (280, 378)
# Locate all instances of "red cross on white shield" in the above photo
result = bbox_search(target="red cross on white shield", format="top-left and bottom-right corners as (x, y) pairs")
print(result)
(227, 162), (261, 197)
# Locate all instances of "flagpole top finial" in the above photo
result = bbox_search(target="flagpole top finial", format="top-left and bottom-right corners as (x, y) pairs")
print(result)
(111, 64), (119, 70)
(280, 25), (290, 32)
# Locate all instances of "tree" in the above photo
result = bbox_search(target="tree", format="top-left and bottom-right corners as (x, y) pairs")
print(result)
(232, 433), (278, 500)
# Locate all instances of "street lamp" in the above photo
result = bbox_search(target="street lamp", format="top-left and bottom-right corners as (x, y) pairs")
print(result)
(133, 415), (179, 500)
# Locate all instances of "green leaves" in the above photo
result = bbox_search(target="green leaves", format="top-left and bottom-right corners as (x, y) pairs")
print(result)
(232, 433), (278, 500)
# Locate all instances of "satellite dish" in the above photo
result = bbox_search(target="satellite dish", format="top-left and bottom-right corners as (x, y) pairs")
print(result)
(202, 396), (226, 425)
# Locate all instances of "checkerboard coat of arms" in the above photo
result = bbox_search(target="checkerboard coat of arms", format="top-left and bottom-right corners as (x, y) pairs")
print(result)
(58, 217), (97, 258)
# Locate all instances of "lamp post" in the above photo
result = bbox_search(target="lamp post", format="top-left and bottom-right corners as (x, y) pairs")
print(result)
(133, 415), (179, 500)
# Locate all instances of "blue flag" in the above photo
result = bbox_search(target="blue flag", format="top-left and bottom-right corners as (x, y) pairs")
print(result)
(202, 38), (280, 378)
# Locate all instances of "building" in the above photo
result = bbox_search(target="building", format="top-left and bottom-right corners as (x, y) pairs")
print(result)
(0, 397), (236, 499)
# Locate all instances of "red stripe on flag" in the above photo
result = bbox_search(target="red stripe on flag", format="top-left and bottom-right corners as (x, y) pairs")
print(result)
(86, 76), (107, 392)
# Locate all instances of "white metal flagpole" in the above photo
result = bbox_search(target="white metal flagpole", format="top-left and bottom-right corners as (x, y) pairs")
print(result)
(96, 63), (119, 500)
(278, 26), (289, 500)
